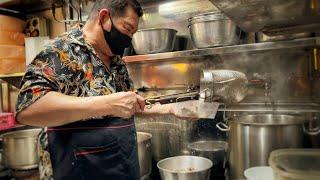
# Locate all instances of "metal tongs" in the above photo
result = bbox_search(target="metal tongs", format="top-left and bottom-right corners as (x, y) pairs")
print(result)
(142, 88), (219, 119)
(144, 89), (213, 109)
(145, 91), (199, 109)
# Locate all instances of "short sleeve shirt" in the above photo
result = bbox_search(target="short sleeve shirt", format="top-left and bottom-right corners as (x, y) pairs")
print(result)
(16, 27), (134, 114)
(15, 27), (134, 179)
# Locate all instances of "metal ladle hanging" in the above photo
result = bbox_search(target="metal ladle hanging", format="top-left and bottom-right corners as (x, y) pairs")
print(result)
(200, 69), (249, 104)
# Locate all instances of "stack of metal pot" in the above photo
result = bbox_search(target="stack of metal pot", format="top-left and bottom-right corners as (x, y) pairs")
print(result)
(188, 12), (239, 48)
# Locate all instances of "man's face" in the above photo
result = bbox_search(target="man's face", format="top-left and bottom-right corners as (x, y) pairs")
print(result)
(99, 6), (139, 38)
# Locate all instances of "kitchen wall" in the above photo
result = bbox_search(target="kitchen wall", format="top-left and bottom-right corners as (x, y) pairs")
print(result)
(126, 0), (316, 104)
(2, 0), (317, 110)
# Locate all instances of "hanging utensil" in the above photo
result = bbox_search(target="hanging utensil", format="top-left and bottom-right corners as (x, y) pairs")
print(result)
(200, 69), (249, 104)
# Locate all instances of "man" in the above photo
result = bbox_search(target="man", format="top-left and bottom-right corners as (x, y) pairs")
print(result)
(16, 0), (180, 179)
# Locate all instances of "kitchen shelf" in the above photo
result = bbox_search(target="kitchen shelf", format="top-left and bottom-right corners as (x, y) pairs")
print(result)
(0, 72), (24, 88)
(218, 103), (320, 113)
(0, 73), (25, 78)
(123, 37), (320, 63)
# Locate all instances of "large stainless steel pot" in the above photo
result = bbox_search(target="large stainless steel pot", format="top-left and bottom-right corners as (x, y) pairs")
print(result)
(136, 122), (180, 161)
(137, 132), (152, 179)
(188, 141), (228, 178)
(216, 114), (307, 179)
(132, 28), (177, 54)
(2, 129), (41, 170)
(188, 12), (239, 48)
(136, 120), (197, 162)
(157, 156), (213, 180)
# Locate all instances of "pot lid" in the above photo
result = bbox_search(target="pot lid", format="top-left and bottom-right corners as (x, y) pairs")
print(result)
(188, 12), (229, 24)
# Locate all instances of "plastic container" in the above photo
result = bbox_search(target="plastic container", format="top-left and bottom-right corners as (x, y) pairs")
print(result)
(244, 166), (274, 180)
(269, 149), (320, 180)
(0, 113), (16, 131)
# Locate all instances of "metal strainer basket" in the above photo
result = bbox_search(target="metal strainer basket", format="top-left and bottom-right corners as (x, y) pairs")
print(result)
(200, 69), (248, 104)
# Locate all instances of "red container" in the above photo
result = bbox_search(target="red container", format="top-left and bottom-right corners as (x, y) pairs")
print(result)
(0, 113), (16, 130)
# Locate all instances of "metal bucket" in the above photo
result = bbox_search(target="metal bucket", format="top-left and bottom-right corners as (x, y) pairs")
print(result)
(188, 12), (239, 48)
(132, 28), (177, 54)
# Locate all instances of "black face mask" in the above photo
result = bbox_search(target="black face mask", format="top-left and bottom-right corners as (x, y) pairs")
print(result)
(101, 17), (132, 56)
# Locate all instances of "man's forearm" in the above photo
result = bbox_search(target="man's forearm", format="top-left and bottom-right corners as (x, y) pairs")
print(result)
(140, 103), (173, 116)
(16, 92), (110, 127)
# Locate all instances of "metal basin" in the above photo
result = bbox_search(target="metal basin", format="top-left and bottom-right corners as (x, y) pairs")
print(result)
(132, 28), (177, 54)
(2, 129), (41, 170)
(188, 12), (239, 48)
(137, 132), (152, 178)
(157, 156), (213, 180)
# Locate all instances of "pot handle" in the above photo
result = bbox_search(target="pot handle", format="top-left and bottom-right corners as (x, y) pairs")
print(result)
(216, 122), (230, 132)
(145, 141), (152, 148)
(303, 124), (320, 136)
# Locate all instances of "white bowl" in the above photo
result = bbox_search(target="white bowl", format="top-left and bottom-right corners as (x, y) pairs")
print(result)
(244, 166), (274, 180)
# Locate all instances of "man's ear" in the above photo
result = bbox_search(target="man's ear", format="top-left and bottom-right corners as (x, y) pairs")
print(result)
(98, 9), (112, 30)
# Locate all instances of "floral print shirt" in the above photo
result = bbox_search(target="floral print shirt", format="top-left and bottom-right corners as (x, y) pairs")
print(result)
(15, 27), (134, 179)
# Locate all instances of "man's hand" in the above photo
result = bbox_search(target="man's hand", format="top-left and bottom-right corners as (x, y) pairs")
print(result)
(104, 92), (145, 119)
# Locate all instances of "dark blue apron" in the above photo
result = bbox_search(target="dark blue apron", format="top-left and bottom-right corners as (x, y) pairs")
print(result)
(47, 117), (140, 180)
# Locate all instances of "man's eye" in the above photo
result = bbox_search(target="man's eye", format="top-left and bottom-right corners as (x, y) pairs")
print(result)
(124, 24), (132, 32)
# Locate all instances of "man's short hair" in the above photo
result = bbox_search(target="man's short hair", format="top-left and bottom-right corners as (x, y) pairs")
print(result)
(89, 0), (143, 19)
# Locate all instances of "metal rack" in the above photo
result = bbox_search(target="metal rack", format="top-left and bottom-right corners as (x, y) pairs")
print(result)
(124, 37), (320, 63)
(0, 73), (24, 88)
